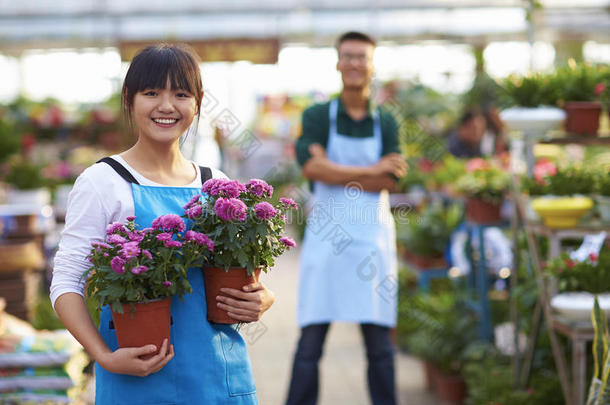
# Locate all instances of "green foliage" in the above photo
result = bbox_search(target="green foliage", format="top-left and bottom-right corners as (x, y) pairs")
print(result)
(0, 120), (20, 163)
(501, 73), (559, 107)
(545, 245), (610, 294)
(3, 159), (48, 190)
(532, 166), (596, 196)
(84, 216), (210, 313)
(595, 172), (610, 197)
(556, 63), (605, 103)
(455, 158), (510, 203)
(32, 293), (100, 330)
(401, 290), (479, 375)
(463, 344), (564, 405)
(587, 296), (610, 405)
(396, 201), (463, 258)
(189, 179), (298, 275)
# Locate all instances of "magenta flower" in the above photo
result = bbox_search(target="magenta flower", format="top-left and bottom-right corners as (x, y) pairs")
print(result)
(156, 232), (172, 242)
(280, 237), (296, 248)
(185, 230), (214, 251)
(142, 249), (153, 260)
(107, 234), (127, 244)
(120, 241), (141, 259)
(110, 257), (126, 274)
(131, 265), (148, 275)
(202, 178), (221, 195)
(92, 242), (112, 252)
(246, 179), (273, 197)
(186, 205), (203, 219)
(152, 214), (186, 232)
(214, 198), (247, 221)
(126, 216), (136, 222)
(165, 240), (182, 248)
(254, 202), (276, 220)
(106, 222), (126, 235)
(183, 194), (201, 210)
(280, 197), (298, 210)
(163, 281), (172, 288)
(128, 231), (144, 242)
(202, 178), (245, 198)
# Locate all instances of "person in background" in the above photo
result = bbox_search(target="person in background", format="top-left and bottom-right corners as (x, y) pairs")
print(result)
(285, 31), (407, 405)
(447, 108), (487, 158)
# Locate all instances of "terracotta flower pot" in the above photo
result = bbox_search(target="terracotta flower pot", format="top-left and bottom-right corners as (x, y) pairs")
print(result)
(433, 370), (467, 405)
(202, 266), (261, 324)
(111, 298), (172, 360)
(465, 197), (502, 224)
(564, 101), (602, 135)
(422, 361), (436, 392)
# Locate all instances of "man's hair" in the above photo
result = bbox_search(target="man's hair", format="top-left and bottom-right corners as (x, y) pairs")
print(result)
(336, 32), (376, 49)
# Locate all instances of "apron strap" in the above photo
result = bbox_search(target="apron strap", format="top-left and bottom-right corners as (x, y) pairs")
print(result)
(199, 166), (212, 184)
(96, 157), (140, 184)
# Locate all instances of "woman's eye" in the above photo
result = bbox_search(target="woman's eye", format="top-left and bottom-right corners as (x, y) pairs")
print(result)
(143, 90), (157, 96)
(176, 92), (191, 98)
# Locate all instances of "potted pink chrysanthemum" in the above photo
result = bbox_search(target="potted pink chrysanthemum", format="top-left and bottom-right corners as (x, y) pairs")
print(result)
(184, 178), (298, 324)
(83, 214), (213, 357)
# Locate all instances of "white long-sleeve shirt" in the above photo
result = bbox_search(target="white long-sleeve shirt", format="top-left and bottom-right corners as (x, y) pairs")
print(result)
(50, 155), (226, 308)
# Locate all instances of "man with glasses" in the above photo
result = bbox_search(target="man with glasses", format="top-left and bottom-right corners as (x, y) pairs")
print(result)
(286, 31), (407, 405)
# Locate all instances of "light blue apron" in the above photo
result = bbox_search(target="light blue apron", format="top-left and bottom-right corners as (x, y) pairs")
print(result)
(95, 158), (257, 405)
(297, 99), (397, 328)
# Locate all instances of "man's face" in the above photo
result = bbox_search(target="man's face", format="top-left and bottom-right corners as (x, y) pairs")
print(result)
(336, 40), (375, 91)
(460, 115), (487, 145)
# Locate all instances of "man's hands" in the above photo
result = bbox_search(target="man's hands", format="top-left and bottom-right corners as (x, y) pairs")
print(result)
(371, 152), (408, 179)
(97, 339), (175, 377)
(216, 281), (275, 322)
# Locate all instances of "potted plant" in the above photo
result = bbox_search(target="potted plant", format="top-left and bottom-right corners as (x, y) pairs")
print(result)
(396, 201), (462, 269)
(83, 215), (212, 357)
(499, 72), (565, 137)
(587, 296), (610, 405)
(3, 157), (51, 206)
(402, 291), (478, 404)
(545, 246), (610, 322)
(531, 165), (595, 228)
(454, 158), (510, 223)
(595, 172), (610, 222)
(556, 63), (605, 135)
(185, 178), (298, 324)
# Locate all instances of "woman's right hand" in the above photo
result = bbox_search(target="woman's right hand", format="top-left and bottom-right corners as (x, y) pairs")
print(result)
(97, 339), (174, 377)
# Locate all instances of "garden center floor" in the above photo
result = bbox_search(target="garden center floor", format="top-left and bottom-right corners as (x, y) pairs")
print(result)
(248, 247), (437, 405)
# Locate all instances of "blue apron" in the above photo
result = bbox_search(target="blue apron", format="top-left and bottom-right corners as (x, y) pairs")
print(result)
(95, 158), (257, 405)
(297, 99), (398, 328)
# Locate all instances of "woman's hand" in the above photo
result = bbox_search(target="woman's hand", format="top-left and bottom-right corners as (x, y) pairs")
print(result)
(216, 281), (275, 322)
(97, 339), (174, 377)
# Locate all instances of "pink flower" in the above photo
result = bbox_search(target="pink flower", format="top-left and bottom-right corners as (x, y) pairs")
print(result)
(595, 82), (606, 97)
(202, 178), (246, 198)
(156, 232), (173, 242)
(280, 236), (296, 248)
(165, 240), (182, 248)
(254, 202), (276, 220)
(565, 259), (575, 268)
(533, 159), (557, 185)
(214, 198), (247, 221)
(128, 231), (144, 242)
(163, 281), (172, 288)
(280, 198), (298, 210)
(131, 265), (148, 275)
(110, 257), (126, 274)
(142, 250), (153, 260)
(107, 234), (127, 244)
(246, 179), (273, 197)
(589, 252), (599, 263)
(185, 230), (214, 251)
(465, 158), (489, 173)
(120, 241), (140, 259)
(186, 205), (203, 219)
(106, 222), (126, 235)
(183, 194), (201, 210)
(152, 214), (186, 232)
(126, 216), (136, 222)
(92, 242), (112, 252)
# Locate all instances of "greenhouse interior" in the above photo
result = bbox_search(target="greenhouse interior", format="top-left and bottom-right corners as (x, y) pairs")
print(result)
(1, 1), (610, 404)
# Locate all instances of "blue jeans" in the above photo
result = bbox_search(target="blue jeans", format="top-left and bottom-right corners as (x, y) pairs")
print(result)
(285, 323), (396, 405)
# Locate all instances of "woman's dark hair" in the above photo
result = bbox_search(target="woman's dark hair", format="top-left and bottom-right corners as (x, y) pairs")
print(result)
(459, 107), (483, 127)
(121, 43), (203, 137)
(336, 31), (376, 49)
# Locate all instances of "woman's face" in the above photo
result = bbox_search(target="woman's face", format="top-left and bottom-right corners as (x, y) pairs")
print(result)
(131, 79), (198, 144)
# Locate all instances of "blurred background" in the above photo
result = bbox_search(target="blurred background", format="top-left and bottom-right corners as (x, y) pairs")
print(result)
(1, 1), (610, 404)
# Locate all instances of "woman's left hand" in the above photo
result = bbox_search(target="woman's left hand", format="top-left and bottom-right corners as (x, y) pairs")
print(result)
(216, 282), (275, 322)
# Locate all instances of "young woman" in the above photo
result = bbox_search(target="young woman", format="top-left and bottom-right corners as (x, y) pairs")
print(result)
(51, 43), (274, 405)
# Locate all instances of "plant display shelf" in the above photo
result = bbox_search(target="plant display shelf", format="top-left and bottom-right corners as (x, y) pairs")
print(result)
(511, 133), (610, 405)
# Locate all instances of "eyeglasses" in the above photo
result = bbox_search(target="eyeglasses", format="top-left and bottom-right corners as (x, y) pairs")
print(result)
(338, 53), (372, 64)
